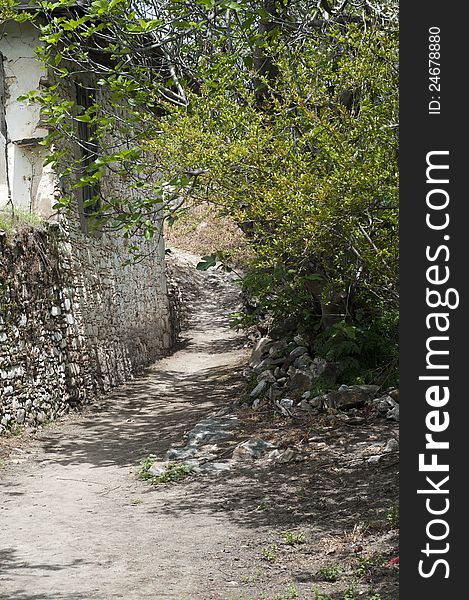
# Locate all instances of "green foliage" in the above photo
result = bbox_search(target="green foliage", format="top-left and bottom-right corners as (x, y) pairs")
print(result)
(10, 1), (398, 381)
(138, 456), (192, 484)
(261, 544), (278, 562)
(150, 24), (398, 384)
(0, 0), (18, 22)
(282, 531), (306, 546)
(318, 563), (341, 583)
(386, 504), (399, 530)
(0, 209), (44, 234)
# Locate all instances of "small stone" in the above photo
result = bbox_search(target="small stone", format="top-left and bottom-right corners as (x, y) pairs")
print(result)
(232, 438), (276, 460)
(275, 398), (294, 416)
(258, 370), (276, 383)
(249, 337), (274, 368)
(384, 438), (399, 452)
(288, 370), (314, 394)
(373, 395), (397, 412)
(276, 447), (296, 463)
(250, 379), (269, 399)
(387, 405), (399, 422)
(368, 455), (382, 465)
(324, 387), (368, 410)
(289, 346), (308, 359)
(149, 461), (169, 477)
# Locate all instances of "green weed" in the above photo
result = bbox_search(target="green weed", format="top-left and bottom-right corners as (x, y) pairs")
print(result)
(282, 531), (306, 546)
(318, 563), (341, 583)
(261, 544), (278, 563)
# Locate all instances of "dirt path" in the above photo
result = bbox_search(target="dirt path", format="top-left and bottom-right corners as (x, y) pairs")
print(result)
(0, 252), (399, 600)
(0, 252), (253, 600)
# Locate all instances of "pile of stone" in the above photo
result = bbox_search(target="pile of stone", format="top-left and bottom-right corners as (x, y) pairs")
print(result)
(245, 335), (399, 421)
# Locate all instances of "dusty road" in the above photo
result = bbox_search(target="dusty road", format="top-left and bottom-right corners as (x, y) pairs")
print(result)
(0, 252), (399, 600)
(0, 254), (253, 600)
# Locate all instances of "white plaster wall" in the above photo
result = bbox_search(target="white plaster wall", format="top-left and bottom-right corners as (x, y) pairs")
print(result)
(0, 21), (47, 141)
(0, 131), (7, 204)
(0, 21), (52, 213)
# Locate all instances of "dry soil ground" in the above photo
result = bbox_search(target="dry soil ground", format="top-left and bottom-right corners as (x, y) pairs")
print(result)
(0, 252), (399, 600)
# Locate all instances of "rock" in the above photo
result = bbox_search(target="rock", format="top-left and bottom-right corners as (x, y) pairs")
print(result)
(368, 455), (382, 465)
(250, 379), (269, 399)
(372, 395), (397, 412)
(346, 384), (380, 397)
(232, 438), (276, 460)
(288, 370), (314, 394)
(308, 395), (324, 409)
(149, 461), (169, 477)
(268, 317), (298, 338)
(387, 405), (399, 422)
(289, 346), (308, 360)
(166, 446), (198, 461)
(275, 398), (294, 416)
(253, 357), (283, 374)
(300, 399), (315, 412)
(388, 388), (400, 403)
(294, 355), (313, 369)
(268, 340), (288, 359)
(267, 384), (283, 402)
(195, 461), (232, 475)
(293, 334), (307, 346)
(249, 337), (274, 367)
(267, 448), (296, 464)
(167, 416), (240, 460)
(384, 438), (399, 452)
(309, 357), (341, 381)
(16, 408), (26, 424)
(323, 387), (368, 410)
(258, 370), (276, 383)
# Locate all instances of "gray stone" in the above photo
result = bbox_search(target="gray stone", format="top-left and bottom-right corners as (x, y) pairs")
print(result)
(268, 340), (288, 359)
(232, 438), (276, 461)
(345, 384), (380, 397)
(252, 358), (276, 374)
(310, 358), (341, 381)
(323, 387), (369, 410)
(16, 409), (25, 424)
(196, 461), (232, 475)
(387, 405), (399, 422)
(267, 384), (283, 402)
(367, 455), (382, 465)
(268, 447), (296, 464)
(384, 438), (399, 452)
(149, 461), (169, 477)
(288, 370), (314, 394)
(250, 379), (269, 399)
(258, 370), (276, 383)
(289, 346), (308, 359)
(294, 355), (313, 369)
(275, 398), (294, 416)
(300, 399), (315, 412)
(373, 395), (397, 412)
(308, 395), (324, 409)
(249, 337), (274, 368)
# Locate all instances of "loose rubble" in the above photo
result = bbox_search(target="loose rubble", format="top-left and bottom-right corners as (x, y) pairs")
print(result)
(242, 334), (399, 422)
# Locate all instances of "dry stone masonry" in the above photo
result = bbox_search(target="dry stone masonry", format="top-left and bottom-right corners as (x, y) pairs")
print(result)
(0, 223), (177, 434)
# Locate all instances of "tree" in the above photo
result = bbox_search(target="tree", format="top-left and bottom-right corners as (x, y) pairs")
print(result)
(13, 0), (399, 382)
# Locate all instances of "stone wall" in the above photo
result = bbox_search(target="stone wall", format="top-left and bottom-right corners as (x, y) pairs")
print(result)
(0, 223), (177, 434)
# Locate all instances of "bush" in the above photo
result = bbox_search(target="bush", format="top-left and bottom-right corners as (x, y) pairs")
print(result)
(150, 24), (398, 384)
